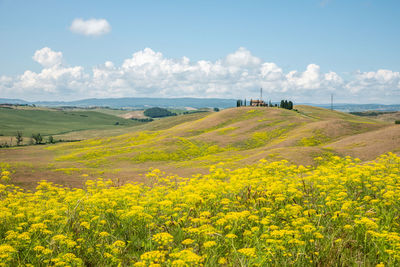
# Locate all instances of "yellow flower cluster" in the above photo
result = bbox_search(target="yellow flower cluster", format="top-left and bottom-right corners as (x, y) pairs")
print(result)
(0, 163), (11, 183)
(237, 247), (257, 258)
(0, 153), (399, 266)
(152, 232), (174, 247)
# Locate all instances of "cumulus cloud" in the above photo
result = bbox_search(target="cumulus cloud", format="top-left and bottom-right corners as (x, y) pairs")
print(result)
(70, 18), (111, 36)
(346, 69), (400, 94)
(0, 47), (399, 103)
(33, 47), (63, 67)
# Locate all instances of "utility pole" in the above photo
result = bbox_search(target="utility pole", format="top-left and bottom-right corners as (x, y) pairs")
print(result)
(331, 94), (333, 110)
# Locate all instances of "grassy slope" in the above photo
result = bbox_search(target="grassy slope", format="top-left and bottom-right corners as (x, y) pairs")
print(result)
(1, 106), (398, 189)
(0, 107), (142, 137)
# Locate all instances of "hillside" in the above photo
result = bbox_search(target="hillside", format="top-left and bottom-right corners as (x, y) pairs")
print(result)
(350, 110), (400, 123)
(0, 105), (398, 189)
(0, 107), (142, 137)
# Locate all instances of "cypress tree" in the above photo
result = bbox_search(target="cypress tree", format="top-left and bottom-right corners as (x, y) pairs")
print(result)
(288, 101), (293, 110)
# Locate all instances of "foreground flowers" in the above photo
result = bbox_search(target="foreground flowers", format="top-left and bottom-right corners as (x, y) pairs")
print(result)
(0, 153), (399, 266)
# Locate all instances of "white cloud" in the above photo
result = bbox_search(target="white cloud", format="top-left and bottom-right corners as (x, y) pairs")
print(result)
(33, 47), (63, 67)
(225, 47), (261, 67)
(0, 47), (399, 103)
(346, 69), (400, 94)
(70, 18), (111, 36)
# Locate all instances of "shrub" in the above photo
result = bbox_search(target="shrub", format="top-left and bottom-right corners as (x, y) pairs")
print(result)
(131, 118), (154, 122)
(16, 131), (23, 146)
(31, 133), (43, 144)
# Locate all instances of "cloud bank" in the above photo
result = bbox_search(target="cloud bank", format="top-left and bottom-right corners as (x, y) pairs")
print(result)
(0, 47), (399, 103)
(70, 18), (111, 36)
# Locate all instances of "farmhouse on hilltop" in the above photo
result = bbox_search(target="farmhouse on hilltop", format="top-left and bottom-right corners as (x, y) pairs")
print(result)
(250, 99), (267, 107)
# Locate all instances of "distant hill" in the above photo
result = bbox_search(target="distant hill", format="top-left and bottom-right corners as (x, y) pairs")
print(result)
(313, 103), (400, 112)
(0, 98), (30, 105)
(34, 97), (237, 109)
(0, 97), (399, 111)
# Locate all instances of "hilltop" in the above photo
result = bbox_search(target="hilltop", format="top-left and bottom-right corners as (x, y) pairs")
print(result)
(1, 105), (398, 189)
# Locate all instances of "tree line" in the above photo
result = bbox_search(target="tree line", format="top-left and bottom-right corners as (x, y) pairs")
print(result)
(143, 107), (177, 118)
(236, 99), (294, 110)
(280, 100), (293, 110)
(0, 132), (57, 148)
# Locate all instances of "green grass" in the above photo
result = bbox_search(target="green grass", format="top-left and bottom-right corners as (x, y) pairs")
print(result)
(82, 108), (131, 117)
(0, 107), (142, 137)
(298, 130), (331, 146)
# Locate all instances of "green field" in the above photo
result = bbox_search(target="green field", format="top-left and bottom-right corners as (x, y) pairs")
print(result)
(0, 107), (142, 137)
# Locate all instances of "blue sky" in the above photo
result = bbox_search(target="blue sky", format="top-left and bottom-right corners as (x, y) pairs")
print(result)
(0, 0), (399, 103)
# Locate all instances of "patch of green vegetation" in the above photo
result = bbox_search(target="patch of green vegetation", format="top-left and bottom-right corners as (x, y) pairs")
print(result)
(132, 138), (226, 162)
(299, 130), (330, 147)
(233, 128), (289, 150)
(343, 142), (366, 149)
(350, 111), (397, 117)
(252, 120), (284, 131)
(187, 109), (265, 136)
(78, 108), (129, 116)
(217, 127), (237, 135)
(0, 107), (142, 137)
(144, 107), (177, 118)
(52, 131), (162, 166)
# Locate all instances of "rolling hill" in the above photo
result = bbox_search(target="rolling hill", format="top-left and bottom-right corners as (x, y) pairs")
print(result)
(0, 105), (398, 189)
(0, 107), (143, 137)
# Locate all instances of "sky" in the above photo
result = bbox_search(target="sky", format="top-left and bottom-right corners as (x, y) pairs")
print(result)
(0, 0), (399, 104)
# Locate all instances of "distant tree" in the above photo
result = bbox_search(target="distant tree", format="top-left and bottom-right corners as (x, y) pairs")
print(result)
(144, 107), (177, 118)
(395, 120), (400, 124)
(288, 101), (293, 110)
(48, 135), (54, 144)
(213, 107), (220, 112)
(280, 100), (285, 108)
(131, 118), (154, 122)
(32, 133), (43, 144)
(16, 131), (23, 146)
(244, 99), (247, 106)
(284, 100), (288, 109)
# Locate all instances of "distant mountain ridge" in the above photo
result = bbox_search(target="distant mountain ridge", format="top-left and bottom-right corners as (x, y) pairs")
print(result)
(0, 98), (30, 105)
(1, 97), (236, 109)
(0, 97), (399, 111)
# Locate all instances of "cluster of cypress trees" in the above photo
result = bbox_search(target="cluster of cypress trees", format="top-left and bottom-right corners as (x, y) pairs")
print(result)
(280, 100), (293, 110)
(236, 99), (247, 107)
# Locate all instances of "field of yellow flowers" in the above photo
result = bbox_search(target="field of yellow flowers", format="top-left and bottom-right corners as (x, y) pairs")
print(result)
(1, 153), (400, 266)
